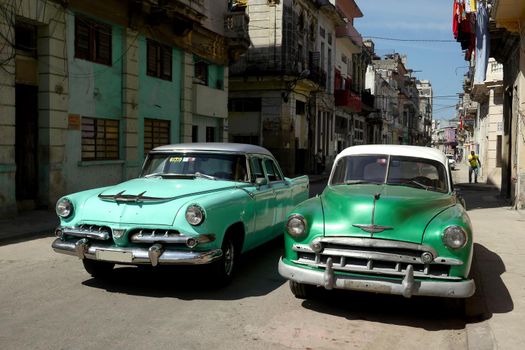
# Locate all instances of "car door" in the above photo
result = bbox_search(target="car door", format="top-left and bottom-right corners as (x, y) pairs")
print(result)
(262, 158), (291, 237)
(244, 155), (276, 249)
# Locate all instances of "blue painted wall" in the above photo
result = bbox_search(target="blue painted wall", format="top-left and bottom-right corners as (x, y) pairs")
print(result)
(65, 12), (124, 192)
(138, 37), (182, 161)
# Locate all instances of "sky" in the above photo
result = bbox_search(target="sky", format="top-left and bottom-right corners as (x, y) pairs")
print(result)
(354, 0), (466, 120)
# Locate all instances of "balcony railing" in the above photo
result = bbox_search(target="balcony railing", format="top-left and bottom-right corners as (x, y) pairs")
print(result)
(335, 89), (362, 112)
(224, 11), (250, 61)
(309, 67), (327, 89)
(335, 23), (362, 48)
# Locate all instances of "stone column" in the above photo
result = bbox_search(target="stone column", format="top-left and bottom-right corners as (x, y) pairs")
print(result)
(122, 28), (140, 179)
(0, 8), (16, 217)
(36, 7), (68, 208)
(180, 52), (194, 142)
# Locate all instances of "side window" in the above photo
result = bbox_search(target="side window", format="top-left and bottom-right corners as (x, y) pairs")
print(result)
(264, 159), (283, 182)
(250, 157), (264, 181)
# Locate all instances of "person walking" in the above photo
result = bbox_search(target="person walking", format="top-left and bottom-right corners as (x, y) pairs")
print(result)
(468, 150), (481, 183)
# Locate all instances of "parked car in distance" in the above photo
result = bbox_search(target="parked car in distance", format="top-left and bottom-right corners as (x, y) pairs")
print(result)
(279, 145), (474, 300)
(446, 154), (456, 170)
(52, 143), (309, 284)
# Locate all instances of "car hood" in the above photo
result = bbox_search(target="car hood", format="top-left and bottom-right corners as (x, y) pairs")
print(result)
(321, 184), (454, 244)
(78, 178), (245, 225)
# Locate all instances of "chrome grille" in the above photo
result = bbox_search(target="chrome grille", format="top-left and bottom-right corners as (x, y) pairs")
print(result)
(61, 224), (112, 240)
(292, 237), (461, 281)
(128, 229), (215, 248)
(129, 229), (184, 244)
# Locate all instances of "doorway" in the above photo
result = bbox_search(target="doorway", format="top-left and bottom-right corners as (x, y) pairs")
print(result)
(15, 84), (39, 210)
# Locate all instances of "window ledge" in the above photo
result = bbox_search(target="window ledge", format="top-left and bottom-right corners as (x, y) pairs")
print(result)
(78, 160), (125, 167)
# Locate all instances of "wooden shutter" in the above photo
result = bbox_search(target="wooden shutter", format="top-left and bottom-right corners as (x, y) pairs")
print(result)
(75, 17), (90, 60)
(95, 23), (112, 65)
(146, 40), (158, 77)
(160, 46), (172, 80)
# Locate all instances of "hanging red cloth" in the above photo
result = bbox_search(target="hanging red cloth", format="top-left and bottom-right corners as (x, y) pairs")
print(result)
(453, 0), (459, 39)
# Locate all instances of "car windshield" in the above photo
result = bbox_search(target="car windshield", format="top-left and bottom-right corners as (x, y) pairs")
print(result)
(330, 154), (449, 193)
(141, 153), (249, 182)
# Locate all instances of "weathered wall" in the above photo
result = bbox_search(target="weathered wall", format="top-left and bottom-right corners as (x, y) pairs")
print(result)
(65, 12), (124, 193)
(0, 0), (68, 216)
(138, 37), (182, 152)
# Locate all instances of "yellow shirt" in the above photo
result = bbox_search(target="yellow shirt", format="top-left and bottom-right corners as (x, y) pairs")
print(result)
(468, 154), (479, 167)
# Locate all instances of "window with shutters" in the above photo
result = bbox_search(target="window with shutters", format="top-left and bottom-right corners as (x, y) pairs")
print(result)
(144, 119), (170, 155)
(194, 61), (209, 85)
(75, 15), (112, 66)
(146, 39), (172, 81)
(81, 117), (119, 160)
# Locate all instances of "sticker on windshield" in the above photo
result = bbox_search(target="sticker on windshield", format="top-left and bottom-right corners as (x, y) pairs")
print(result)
(169, 157), (183, 163)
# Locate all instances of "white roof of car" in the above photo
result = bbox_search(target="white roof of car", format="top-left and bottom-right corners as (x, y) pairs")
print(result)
(336, 145), (448, 165)
(151, 143), (273, 156)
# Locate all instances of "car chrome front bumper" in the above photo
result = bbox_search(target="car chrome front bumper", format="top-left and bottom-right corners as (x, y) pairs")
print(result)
(278, 258), (475, 298)
(52, 237), (222, 266)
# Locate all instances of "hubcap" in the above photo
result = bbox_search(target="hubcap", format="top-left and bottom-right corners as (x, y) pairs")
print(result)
(223, 240), (235, 276)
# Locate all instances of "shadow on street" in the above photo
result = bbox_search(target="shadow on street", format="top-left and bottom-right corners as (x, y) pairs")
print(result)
(455, 181), (510, 210)
(467, 243), (513, 320)
(82, 236), (286, 300)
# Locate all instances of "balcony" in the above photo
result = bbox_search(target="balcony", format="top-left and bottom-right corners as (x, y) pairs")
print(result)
(309, 67), (327, 89)
(335, 23), (362, 53)
(193, 83), (228, 118)
(335, 89), (362, 113)
(224, 11), (250, 62)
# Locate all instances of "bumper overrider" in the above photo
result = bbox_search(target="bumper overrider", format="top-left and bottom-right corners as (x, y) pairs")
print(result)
(52, 226), (222, 266)
(278, 258), (475, 298)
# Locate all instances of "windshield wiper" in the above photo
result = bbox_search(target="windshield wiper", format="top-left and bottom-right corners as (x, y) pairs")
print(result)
(144, 173), (194, 179)
(388, 180), (430, 190)
(193, 172), (217, 180)
(344, 180), (381, 185)
(144, 172), (164, 178)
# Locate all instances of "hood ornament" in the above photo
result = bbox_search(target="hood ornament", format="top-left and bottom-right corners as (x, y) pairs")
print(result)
(98, 190), (177, 203)
(352, 192), (393, 234)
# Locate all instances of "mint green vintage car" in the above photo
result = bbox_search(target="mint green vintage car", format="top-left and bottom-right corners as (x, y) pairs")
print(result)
(279, 145), (475, 299)
(52, 143), (309, 284)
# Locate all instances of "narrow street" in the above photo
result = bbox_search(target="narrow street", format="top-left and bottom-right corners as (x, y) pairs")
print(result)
(1, 163), (523, 350)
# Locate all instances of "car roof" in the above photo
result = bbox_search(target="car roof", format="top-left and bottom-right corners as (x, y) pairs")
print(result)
(151, 143), (273, 156)
(335, 145), (448, 165)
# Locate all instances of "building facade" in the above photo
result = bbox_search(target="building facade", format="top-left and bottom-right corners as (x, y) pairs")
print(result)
(0, 0), (249, 217)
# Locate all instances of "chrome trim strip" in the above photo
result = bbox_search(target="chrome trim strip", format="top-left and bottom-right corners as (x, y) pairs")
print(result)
(279, 258), (475, 298)
(292, 258), (461, 280)
(61, 227), (110, 240)
(52, 238), (222, 265)
(294, 241), (462, 266)
(314, 237), (438, 257)
(129, 232), (215, 245)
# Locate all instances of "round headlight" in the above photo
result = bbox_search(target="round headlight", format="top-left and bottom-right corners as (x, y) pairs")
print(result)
(442, 226), (468, 249)
(185, 205), (204, 226)
(56, 198), (73, 218)
(286, 214), (307, 237)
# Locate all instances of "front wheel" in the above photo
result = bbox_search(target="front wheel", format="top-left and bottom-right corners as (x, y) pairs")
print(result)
(82, 259), (115, 278)
(289, 281), (315, 299)
(210, 234), (238, 286)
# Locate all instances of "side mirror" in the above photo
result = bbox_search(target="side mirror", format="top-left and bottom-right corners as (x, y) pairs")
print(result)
(454, 189), (466, 208)
(255, 177), (268, 187)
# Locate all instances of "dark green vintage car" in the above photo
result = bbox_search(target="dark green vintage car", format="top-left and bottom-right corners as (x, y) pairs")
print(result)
(279, 145), (475, 299)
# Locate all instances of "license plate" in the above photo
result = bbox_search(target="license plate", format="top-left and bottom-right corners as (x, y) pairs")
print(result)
(96, 250), (133, 263)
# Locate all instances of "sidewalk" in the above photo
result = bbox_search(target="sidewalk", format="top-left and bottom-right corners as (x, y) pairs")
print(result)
(452, 162), (525, 349)
(0, 209), (58, 245)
